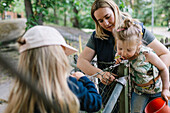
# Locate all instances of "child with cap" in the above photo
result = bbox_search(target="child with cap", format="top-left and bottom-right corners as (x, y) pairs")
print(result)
(4, 25), (102, 113)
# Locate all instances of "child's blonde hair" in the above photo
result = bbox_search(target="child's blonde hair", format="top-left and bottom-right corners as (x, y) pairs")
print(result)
(4, 45), (79, 113)
(114, 18), (143, 44)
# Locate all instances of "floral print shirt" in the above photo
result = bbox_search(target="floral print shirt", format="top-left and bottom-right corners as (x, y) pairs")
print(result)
(130, 45), (162, 95)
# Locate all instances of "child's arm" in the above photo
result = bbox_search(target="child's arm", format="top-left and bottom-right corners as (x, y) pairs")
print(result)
(144, 51), (170, 104)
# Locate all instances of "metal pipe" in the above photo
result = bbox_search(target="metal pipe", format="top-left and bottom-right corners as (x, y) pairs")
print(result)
(103, 76), (128, 113)
(151, 0), (154, 33)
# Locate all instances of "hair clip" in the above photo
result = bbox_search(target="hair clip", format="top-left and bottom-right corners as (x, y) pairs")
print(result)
(117, 28), (125, 32)
(137, 29), (143, 35)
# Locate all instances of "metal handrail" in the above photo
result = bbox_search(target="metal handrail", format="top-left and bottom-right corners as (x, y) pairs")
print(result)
(71, 57), (130, 113)
(103, 76), (128, 113)
(164, 42), (170, 48)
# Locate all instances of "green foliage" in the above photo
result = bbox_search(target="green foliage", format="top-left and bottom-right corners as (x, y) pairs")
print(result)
(24, 0), (56, 30)
(132, 0), (169, 27)
(13, 0), (24, 13)
(0, 0), (15, 13)
(43, 0), (125, 29)
(155, 0), (170, 26)
(25, 15), (39, 31)
(119, 0), (125, 11)
(5, 0), (169, 29)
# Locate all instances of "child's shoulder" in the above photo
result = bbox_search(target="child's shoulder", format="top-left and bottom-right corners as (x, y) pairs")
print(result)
(140, 45), (154, 54)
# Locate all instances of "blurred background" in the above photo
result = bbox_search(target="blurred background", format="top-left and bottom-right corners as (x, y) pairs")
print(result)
(0, 0), (169, 32)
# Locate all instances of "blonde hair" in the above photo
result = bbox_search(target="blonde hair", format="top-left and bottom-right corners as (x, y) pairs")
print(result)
(91, 0), (131, 39)
(4, 44), (79, 113)
(114, 18), (142, 42)
(113, 18), (143, 53)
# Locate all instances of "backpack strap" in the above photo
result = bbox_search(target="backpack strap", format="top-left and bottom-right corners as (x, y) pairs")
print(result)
(133, 74), (160, 87)
(138, 22), (144, 33)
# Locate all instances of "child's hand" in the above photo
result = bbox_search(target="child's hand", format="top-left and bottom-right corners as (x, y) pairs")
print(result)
(161, 89), (170, 105)
(115, 55), (125, 64)
(70, 72), (85, 80)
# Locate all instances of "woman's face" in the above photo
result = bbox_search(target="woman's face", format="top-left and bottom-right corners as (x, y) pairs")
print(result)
(94, 7), (115, 32)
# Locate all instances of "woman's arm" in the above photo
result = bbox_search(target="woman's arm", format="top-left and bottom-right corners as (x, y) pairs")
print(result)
(77, 47), (115, 85)
(77, 46), (101, 77)
(145, 51), (170, 103)
(142, 27), (170, 68)
(147, 38), (170, 68)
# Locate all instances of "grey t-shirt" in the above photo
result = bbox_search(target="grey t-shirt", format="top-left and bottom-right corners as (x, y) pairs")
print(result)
(87, 27), (155, 50)
(142, 26), (155, 45)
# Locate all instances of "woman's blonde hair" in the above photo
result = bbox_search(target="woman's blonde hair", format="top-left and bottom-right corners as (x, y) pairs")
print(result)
(91, 0), (132, 39)
(4, 44), (79, 113)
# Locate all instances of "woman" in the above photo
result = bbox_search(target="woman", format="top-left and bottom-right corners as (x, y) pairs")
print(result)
(77, 0), (170, 84)
(4, 25), (102, 113)
(77, 0), (170, 109)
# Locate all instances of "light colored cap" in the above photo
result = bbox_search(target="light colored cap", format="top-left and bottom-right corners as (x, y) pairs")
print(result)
(19, 25), (78, 55)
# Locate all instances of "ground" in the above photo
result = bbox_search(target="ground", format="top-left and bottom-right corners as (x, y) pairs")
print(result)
(0, 24), (169, 112)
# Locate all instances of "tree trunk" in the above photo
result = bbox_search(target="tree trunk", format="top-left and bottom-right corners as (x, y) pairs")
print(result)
(73, 6), (79, 28)
(35, 0), (43, 25)
(64, 11), (67, 26)
(1, 11), (5, 20)
(24, 0), (33, 19)
(53, 6), (58, 24)
(36, 13), (43, 25)
(129, 0), (133, 8)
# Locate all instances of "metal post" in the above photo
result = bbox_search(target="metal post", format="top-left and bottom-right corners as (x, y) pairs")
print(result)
(151, 0), (154, 33)
(102, 61), (130, 113)
(118, 62), (130, 113)
(103, 76), (128, 113)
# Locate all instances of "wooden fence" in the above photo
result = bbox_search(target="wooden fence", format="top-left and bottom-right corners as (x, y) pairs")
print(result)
(160, 37), (170, 73)
(160, 37), (170, 49)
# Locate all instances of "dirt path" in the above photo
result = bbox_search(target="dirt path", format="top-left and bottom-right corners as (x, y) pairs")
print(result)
(0, 80), (12, 113)
(0, 50), (17, 112)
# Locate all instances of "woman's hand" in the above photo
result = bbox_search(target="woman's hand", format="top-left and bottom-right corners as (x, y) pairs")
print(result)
(97, 72), (117, 85)
(70, 72), (85, 80)
(161, 89), (170, 105)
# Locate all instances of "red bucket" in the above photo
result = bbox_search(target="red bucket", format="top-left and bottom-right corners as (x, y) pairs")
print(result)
(145, 97), (170, 113)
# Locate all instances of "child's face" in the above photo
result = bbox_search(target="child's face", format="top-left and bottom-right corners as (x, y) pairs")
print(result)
(117, 39), (138, 60)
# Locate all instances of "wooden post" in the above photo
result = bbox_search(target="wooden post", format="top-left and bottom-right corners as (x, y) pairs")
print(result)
(165, 37), (168, 43)
(160, 38), (164, 44)
(79, 35), (82, 53)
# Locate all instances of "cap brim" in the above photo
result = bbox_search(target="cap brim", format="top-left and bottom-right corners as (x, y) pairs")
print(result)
(62, 44), (78, 56)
